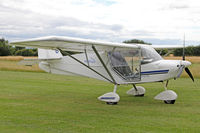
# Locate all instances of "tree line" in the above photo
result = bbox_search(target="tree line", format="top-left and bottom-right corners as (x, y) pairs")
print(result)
(0, 38), (200, 56)
(123, 39), (200, 56)
(173, 46), (200, 56)
(0, 38), (37, 56)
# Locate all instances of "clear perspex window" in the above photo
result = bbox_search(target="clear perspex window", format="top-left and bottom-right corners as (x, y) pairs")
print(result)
(108, 48), (141, 82)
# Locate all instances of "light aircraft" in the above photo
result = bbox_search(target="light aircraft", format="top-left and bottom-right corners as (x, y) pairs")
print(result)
(10, 36), (194, 105)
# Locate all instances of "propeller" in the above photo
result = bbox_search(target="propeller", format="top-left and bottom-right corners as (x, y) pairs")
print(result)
(179, 35), (194, 82)
(185, 67), (194, 82)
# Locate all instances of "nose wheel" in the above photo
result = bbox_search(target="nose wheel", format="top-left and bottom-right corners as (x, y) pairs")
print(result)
(164, 100), (176, 104)
(154, 80), (177, 104)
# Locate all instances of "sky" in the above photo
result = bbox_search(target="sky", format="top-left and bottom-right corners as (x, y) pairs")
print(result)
(0, 0), (200, 45)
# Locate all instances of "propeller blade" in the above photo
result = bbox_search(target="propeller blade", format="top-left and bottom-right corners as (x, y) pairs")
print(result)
(185, 67), (194, 82)
(177, 65), (184, 78)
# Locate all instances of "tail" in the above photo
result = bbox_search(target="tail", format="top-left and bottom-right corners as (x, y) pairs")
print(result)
(38, 48), (63, 59)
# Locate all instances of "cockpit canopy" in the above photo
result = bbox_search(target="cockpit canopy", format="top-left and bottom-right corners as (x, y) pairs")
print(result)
(140, 45), (163, 64)
(108, 45), (162, 82)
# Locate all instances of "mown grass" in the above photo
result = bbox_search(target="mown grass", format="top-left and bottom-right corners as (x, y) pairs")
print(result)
(0, 56), (42, 72)
(0, 56), (37, 61)
(0, 60), (43, 72)
(0, 70), (199, 133)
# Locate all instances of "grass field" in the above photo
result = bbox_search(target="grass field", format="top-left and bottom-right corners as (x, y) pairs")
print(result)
(0, 56), (42, 72)
(0, 71), (200, 132)
(0, 56), (200, 132)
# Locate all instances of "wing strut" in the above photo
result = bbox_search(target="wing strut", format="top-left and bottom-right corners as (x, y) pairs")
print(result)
(92, 45), (117, 84)
(84, 49), (90, 66)
(58, 49), (114, 83)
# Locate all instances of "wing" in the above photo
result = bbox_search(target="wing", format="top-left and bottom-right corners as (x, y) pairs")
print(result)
(10, 36), (139, 52)
(152, 45), (183, 50)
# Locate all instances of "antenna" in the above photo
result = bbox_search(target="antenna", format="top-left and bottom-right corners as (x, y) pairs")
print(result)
(183, 34), (185, 61)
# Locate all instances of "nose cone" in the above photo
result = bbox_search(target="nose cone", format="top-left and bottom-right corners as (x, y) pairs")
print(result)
(182, 61), (191, 67)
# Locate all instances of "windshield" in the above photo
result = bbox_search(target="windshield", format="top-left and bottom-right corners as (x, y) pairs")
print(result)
(141, 45), (162, 64)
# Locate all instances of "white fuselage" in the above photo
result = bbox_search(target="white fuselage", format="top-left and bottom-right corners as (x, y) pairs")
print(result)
(38, 52), (190, 84)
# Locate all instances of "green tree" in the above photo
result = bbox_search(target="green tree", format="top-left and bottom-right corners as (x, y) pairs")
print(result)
(173, 45), (200, 56)
(123, 39), (151, 45)
(0, 38), (38, 56)
(173, 48), (182, 56)
(15, 49), (37, 56)
(193, 45), (200, 56)
(0, 38), (13, 56)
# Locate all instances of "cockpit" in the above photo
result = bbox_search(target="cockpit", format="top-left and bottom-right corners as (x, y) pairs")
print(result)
(108, 48), (141, 82)
(140, 45), (163, 64)
(108, 45), (162, 82)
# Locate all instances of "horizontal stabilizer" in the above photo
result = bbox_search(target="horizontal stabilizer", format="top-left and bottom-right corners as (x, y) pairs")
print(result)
(18, 59), (39, 66)
(18, 58), (62, 66)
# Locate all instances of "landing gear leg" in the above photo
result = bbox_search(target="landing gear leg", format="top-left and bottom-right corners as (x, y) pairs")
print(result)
(126, 84), (145, 96)
(154, 80), (178, 104)
(133, 84), (145, 97)
(98, 84), (120, 105)
(164, 80), (169, 91)
(113, 84), (117, 93)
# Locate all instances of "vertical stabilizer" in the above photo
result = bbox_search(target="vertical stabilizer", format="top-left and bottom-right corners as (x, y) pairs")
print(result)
(38, 48), (63, 59)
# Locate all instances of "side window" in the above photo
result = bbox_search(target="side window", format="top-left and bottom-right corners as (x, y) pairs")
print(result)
(108, 49), (141, 82)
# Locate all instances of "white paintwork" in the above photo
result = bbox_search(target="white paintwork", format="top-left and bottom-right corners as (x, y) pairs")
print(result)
(36, 52), (189, 84)
(10, 36), (191, 84)
(98, 92), (120, 103)
(154, 90), (178, 100)
(181, 60), (191, 67)
(10, 36), (139, 52)
(38, 48), (63, 59)
(126, 86), (145, 96)
(152, 45), (183, 49)
(10, 36), (193, 104)
(140, 60), (181, 83)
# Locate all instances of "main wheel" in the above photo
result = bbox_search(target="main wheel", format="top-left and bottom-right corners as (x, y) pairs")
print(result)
(135, 94), (144, 97)
(106, 102), (118, 105)
(164, 100), (175, 104)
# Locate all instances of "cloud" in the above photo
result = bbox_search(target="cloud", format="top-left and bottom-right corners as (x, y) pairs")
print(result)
(92, 0), (116, 6)
(0, 0), (200, 45)
(169, 4), (189, 10)
(0, 4), (125, 42)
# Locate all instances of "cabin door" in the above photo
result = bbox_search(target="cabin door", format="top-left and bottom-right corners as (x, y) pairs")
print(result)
(108, 49), (141, 82)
